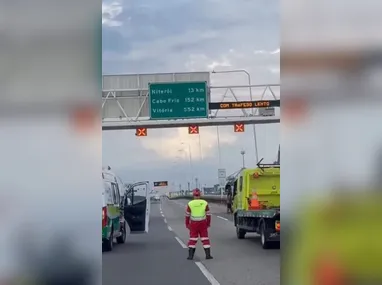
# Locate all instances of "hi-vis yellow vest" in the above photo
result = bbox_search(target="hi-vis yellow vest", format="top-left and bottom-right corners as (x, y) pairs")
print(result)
(188, 199), (208, 221)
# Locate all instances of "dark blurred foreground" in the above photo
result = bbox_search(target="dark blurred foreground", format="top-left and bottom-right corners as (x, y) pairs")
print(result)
(13, 237), (94, 285)
(282, 0), (382, 283)
(0, 0), (101, 284)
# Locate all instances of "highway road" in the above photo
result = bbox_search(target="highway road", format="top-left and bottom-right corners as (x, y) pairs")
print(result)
(103, 198), (280, 285)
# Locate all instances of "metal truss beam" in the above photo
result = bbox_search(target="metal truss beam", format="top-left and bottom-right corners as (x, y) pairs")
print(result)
(102, 116), (280, 131)
(102, 78), (280, 130)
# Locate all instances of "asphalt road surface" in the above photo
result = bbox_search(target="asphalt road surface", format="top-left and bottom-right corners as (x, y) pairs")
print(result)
(102, 198), (280, 285)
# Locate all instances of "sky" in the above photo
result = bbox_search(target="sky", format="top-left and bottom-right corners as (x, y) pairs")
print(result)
(102, 0), (280, 190)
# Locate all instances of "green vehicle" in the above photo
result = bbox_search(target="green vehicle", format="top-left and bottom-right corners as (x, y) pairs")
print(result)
(231, 159), (280, 249)
(285, 192), (382, 284)
(102, 167), (151, 252)
(102, 168), (127, 252)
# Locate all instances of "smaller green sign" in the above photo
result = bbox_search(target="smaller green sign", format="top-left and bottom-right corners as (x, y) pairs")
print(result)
(149, 81), (208, 120)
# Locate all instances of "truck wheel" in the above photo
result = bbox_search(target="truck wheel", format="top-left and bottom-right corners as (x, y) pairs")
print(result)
(236, 226), (246, 239)
(103, 226), (114, 252)
(260, 223), (270, 249)
(116, 222), (126, 244)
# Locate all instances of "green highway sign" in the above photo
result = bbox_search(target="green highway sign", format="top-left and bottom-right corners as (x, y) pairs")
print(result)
(149, 81), (208, 120)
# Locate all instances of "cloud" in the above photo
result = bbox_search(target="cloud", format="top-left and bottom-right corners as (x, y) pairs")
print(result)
(102, 0), (279, 75)
(103, 123), (280, 186)
(187, 48), (281, 76)
(253, 48), (280, 55)
(271, 48), (280, 54)
(184, 53), (233, 71)
(102, 1), (123, 27)
(102, 0), (280, 181)
(269, 66), (280, 74)
(140, 127), (237, 161)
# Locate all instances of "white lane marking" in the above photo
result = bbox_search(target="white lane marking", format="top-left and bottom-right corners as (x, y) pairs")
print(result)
(175, 237), (187, 249)
(174, 201), (185, 207)
(161, 213), (165, 217)
(168, 200), (187, 208)
(195, 262), (221, 285)
(217, 216), (228, 221)
(164, 219), (167, 223)
(168, 226), (173, 231)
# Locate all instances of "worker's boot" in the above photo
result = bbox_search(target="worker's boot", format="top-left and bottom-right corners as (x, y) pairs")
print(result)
(187, 248), (195, 260)
(204, 248), (213, 259)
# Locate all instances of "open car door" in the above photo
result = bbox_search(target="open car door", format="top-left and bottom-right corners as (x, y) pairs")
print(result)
(124, 181), (150, 234)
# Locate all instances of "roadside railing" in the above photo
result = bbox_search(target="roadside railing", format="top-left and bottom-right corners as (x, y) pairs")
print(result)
(166, 191), (227, 204)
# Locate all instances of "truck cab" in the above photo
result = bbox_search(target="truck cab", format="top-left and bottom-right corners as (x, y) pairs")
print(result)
(232, 164), (280, 249)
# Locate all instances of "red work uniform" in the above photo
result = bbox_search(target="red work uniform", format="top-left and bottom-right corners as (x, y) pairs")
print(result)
(185, 188), (213, 260)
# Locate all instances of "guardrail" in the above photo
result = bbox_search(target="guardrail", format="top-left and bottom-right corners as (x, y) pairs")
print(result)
(166, 193), (227, 204)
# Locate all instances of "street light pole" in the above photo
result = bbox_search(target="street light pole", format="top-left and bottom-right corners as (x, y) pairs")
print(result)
(188, 145), (197, 188)
(181, 142), (193, 185)
(211, 69), (253, 100)
(216, 126), (222, 166)
(187, 144), (192, 168)
(212, 69), (259, 164)
(216, 125), (224, 197)
(175, 155), (189, 187)
(198, 133), (203, 161)
(241, 150), (246, 168)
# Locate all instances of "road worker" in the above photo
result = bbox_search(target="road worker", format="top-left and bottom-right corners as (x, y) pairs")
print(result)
(226, 183), (233, 213)
(185, 188), (213, 260)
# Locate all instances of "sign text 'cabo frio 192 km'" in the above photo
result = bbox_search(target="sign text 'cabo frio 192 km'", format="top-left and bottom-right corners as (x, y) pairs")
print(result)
(148, 81), (208, 120)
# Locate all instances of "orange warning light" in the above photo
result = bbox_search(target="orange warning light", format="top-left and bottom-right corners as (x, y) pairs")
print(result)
(136, 128), (147, 136)
(234, 123), (245, 132)
(188, 125), (199, 134)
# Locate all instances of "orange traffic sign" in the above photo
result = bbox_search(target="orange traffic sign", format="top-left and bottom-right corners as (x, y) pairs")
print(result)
(136, 128), (147, 136)
(188, 125), (199, 134)
(234, 123), (245, 132)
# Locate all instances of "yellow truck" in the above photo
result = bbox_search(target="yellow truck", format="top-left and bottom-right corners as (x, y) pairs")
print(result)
(231, 160), (280, 249)
(284, 192), (382, 284)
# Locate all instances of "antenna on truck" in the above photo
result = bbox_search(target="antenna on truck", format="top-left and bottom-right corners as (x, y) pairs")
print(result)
(256, 158), (280, 171)
(256, 145), (281, 171)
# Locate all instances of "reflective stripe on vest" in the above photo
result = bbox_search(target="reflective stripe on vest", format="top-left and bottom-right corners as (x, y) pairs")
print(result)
(188, 199), (208, 221)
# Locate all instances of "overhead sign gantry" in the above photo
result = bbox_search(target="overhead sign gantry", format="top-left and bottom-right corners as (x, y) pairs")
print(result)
(102, 72), (280, 132)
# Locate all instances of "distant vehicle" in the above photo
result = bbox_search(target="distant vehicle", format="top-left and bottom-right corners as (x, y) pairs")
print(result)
(151, 194), (160, 202)
(102, 168), (128, 252)
(232, 161), (280, 249)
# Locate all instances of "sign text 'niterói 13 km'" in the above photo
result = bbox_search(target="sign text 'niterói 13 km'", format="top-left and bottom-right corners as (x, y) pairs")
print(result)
(149, 81), (208, 120)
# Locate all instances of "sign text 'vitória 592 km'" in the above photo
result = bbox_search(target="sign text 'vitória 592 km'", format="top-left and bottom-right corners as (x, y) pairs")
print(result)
(149, 81), (208, 120)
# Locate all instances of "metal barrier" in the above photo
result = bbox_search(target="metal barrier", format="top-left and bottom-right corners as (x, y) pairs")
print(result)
(166, 192), (227, 203)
